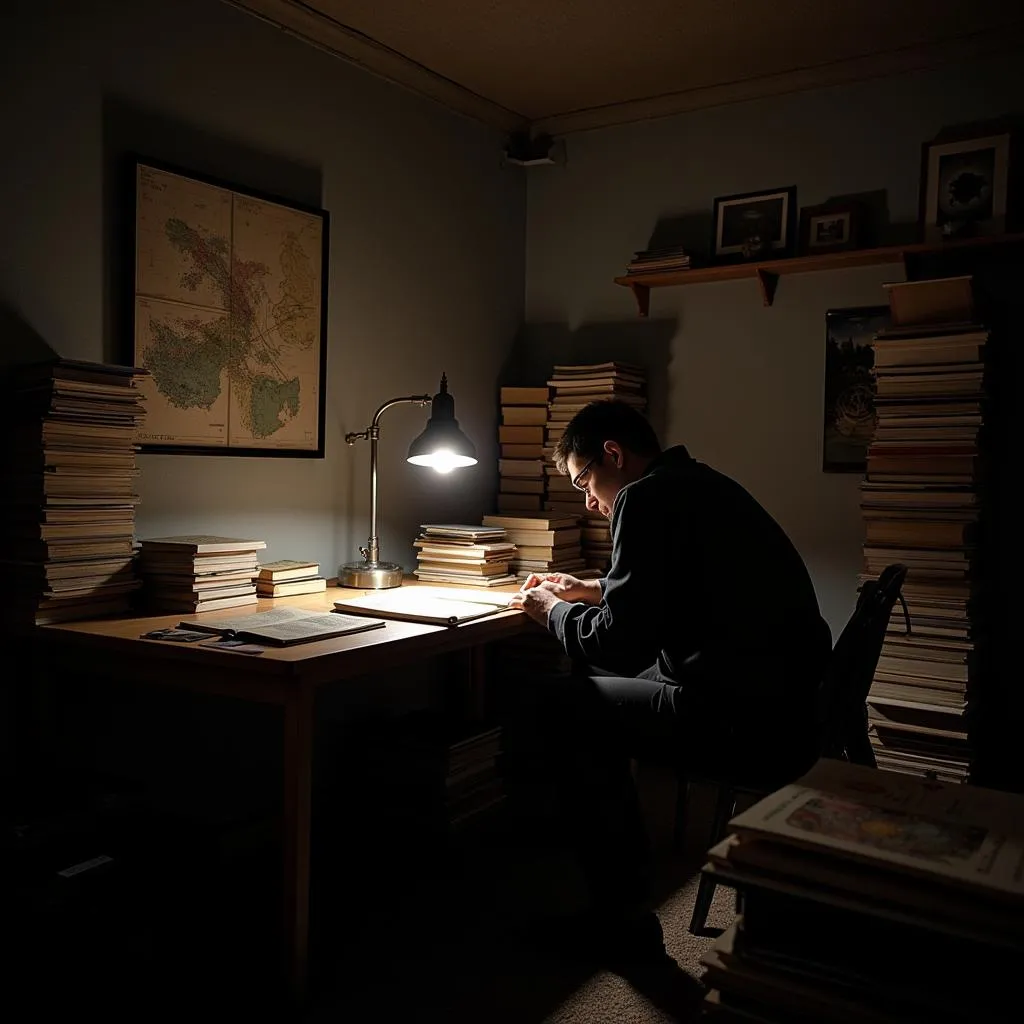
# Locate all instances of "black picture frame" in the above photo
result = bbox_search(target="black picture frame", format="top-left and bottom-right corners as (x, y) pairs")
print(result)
(799, 200), (864, 254)
(918, 131), (1012, 243)
(711, 185), (797, 263)
(822, 305), (889, 473)
(129, 155), (329, 457)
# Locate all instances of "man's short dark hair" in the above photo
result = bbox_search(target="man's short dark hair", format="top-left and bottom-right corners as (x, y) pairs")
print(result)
(552, 399), (661, 474)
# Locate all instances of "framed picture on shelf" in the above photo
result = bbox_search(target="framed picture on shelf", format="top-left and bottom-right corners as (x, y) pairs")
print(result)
(130, 155), (330, 457)
(711, 186), (797, 263)
(919, 131), (1012, 243)
(822, 305), (889, 473)
(799, 200), (863, 254)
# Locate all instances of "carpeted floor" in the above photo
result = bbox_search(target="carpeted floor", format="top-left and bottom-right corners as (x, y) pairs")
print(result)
(304, 768), (739, 1024)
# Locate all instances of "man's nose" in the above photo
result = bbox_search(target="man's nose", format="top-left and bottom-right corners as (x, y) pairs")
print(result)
(585, 492), (599, 512)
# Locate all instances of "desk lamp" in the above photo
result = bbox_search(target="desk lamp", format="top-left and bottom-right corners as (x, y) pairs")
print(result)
(339, 373), (477, 589)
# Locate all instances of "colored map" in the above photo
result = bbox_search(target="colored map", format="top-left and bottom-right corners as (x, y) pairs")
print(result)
(133, 164), (324, 450)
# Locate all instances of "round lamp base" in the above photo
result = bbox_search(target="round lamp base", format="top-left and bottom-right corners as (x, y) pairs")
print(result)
(337, 560), (405, 589)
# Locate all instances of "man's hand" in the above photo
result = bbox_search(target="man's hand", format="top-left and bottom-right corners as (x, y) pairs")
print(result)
(518, 572), (603, 606)
(507, 583), (564, 627)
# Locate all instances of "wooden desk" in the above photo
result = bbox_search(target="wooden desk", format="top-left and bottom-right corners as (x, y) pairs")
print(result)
(33, 582), (530, 1002)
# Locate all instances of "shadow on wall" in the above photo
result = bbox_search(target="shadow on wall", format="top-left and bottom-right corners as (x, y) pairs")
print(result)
(501, 318), (677, 439)
(100, 96), (325, 366)
(0, 306), (57, 370)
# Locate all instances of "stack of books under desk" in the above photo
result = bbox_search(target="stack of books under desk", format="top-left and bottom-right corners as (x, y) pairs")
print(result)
(699, 758), (1024, 1023)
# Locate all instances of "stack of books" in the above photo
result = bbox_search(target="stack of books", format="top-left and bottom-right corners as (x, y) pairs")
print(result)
(544, 362), (647, 572)
(6, 358), (149, 627)
(137, 535), (265, 612)
(624, 244), (692, 276)
(481, 512), (586, 581)
(862, 275), (986, 783)
(412, 524), (518, 586)
(698, 758), (1024, 1022)
(496, 386), (549, 513)
(446, 726), (505, 829)
(254, 559), (326, 598)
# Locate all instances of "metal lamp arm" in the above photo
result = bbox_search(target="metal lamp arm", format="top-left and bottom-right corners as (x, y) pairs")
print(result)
(344, 394), (432, 564)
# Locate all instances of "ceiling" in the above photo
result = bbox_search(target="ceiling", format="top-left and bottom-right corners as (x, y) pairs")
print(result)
(226, 0), (1024, 134)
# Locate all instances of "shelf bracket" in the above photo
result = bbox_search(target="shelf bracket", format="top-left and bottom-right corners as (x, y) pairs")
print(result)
(755, 269), (779, 307)
(629, 282), (650, 318)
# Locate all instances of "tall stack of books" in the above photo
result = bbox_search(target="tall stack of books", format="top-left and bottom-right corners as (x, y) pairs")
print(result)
(446, 726), (505, 829)
(137, 535), (265, 612)
(698, 758), (1024, 1023)
(544, 362), (647, 572)
(624, 244), (691, 276)
(862, 275), (986, 784)
(412, 524), (518, 586)
(481, 512), (585, 581)
(254, 559), (326, 598)
(496, 386), (549, 514)
(6, 358), (149, 627)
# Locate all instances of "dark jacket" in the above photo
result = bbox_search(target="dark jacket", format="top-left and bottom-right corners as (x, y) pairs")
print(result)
(547, 445), (832, 726)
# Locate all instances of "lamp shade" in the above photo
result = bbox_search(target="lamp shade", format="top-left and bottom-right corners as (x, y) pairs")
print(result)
(406, 373), (477, 472)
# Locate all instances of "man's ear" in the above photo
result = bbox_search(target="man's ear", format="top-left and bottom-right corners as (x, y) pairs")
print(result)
(604, 440), (624, 467)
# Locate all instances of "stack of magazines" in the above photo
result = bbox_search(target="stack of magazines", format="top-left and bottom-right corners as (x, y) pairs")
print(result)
(699, 758), (1024, 1022)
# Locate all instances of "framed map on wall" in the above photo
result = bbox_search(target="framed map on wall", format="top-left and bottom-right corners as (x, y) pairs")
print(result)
(131, 157), (329, 456)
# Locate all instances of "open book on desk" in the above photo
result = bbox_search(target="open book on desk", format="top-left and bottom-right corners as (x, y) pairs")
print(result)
(333, 585), (517, 626)
(177, 606), (386, 646)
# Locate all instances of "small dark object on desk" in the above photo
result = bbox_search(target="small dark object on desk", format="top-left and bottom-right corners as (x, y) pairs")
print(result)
(140, 628), (212, 642)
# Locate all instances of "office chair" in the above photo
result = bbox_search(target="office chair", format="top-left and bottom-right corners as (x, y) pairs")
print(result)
(679, 563), (909, 935)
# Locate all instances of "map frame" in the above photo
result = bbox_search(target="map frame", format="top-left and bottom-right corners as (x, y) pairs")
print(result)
(129, 155), (329, 458)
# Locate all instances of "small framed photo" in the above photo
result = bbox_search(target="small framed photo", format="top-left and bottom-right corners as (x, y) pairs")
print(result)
(800, 201), (862, 254)
(822, 305), (889, 473)
(711, 186), (797, 262)
(919, 131), (1012, 242)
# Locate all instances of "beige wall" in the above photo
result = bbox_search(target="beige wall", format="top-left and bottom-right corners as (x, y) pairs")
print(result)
(0, 0), (525, 575)
(523, 53), (1023, 635)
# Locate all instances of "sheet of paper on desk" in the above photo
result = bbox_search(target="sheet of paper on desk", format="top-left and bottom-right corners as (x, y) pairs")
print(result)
(333, 586), (515, 626)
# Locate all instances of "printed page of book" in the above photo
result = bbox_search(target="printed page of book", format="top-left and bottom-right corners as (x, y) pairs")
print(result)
(334, 585), (516, 625)
(177, 606), (384, 644)
(728, 759), (1024, 898)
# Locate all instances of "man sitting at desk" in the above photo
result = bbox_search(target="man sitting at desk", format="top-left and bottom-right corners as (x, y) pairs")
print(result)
(507, 399), (832, 968)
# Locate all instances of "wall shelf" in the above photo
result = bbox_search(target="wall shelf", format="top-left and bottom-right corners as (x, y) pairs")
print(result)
(614, 233), (1024, 316)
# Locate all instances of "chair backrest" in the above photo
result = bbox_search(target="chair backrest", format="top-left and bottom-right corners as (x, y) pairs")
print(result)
(817, 563), (909, 766)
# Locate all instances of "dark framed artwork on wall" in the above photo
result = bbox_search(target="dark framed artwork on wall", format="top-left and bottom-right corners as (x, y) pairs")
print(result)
(822, 305), (889, 473)
(919, 131), (1012, 243)
(711, 186), (797, 263)
(130, 156), (330, 457)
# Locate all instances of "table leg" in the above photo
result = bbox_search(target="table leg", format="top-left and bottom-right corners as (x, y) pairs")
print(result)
(282, 682), (314, 1003)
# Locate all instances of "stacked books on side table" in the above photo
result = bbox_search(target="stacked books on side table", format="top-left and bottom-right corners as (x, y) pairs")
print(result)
(480, 512), (586, 581)
(412, 524), (518, 586)
(254, 559), (326, 598)
(6, 358), (149, 627)
(544, 361), (647, 572)
(863, 274), (987, 783)
(698, 758), (1024, 1023)
(496, 386), (549, 514)
(137, 535), (265, 612)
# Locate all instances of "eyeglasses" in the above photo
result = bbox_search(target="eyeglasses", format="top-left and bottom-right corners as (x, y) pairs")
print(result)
(570, 456), (599, 492)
